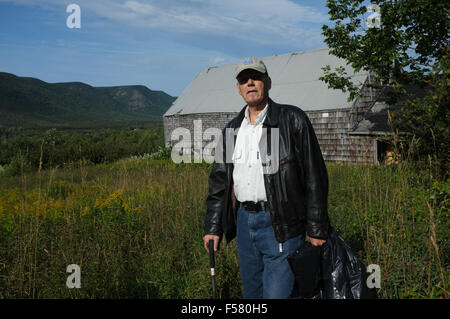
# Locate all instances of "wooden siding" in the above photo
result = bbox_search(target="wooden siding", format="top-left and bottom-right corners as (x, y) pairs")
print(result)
(163, 109), (376, 164)
(307, 109), (375, 164)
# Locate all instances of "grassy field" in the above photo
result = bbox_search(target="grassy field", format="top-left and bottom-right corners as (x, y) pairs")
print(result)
(0, 157), (448, 299)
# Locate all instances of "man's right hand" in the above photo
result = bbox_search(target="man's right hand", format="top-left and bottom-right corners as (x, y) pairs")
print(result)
(203, 234), (221, 253)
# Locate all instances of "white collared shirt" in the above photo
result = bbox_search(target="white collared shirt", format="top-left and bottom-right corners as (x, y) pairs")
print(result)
(232, 104), (268, 203)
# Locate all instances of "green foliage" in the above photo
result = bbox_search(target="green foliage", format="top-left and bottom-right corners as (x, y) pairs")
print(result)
(390, 47), (450, 178)
(2, 151), (33, 177)
(321, 0), (449, 179)
(322, 0), (449, 88)
(148, 145), (173, 160)
(0, 127), (165, 175)
(320, 65), (362, 101)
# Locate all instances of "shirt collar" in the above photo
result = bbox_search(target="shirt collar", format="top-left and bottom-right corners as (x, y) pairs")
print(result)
(244, 103), (268, 126)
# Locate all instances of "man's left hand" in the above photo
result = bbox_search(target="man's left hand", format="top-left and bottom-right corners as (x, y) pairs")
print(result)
(309, 237), (326, 247)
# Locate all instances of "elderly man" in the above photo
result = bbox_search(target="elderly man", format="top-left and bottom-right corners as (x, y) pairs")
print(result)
(203, 57), (329, 299)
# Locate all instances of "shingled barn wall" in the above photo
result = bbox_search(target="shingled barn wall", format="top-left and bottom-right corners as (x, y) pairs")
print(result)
(163, 109), (376, 164)
(306, 109), (375, 164)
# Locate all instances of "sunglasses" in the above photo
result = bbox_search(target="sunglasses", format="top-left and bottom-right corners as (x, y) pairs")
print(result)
(237, 73), (266, 85)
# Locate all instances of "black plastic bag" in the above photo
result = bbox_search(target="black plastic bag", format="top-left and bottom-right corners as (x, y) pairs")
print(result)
(321, 227), (373, 299)
(288, 227), (373, 299)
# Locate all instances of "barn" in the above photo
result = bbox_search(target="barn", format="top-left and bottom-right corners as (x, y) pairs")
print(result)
(163, 48), (392, 164)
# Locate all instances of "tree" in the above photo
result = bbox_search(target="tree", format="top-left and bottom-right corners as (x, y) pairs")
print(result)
(395, 47), (449, 176)
(320, 0), (449, 176)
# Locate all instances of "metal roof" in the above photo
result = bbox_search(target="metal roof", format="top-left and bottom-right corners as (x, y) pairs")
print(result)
(164, 48), (368, 116)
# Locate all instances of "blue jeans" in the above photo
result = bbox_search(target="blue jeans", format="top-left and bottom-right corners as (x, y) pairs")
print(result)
(236, 203), (305, 299)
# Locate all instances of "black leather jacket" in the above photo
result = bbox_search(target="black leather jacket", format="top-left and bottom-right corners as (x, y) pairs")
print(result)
(205, 98), (330, 243)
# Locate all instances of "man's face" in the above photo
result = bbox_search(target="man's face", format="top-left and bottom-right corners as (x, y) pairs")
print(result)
(236, 69), (271, 107)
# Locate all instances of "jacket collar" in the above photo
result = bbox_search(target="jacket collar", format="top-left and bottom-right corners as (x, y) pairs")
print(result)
(234, 97), (279, 128)
(264, 98), (279, 127)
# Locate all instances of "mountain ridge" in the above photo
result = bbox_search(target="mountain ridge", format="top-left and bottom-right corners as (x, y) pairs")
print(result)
(0, 72), (176, 128)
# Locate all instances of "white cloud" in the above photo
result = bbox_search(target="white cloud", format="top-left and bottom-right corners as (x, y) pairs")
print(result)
(124, 1), (154, 14)
(111, 0), (328, 42)
(1, 0), (326, 48)
(210, 56), (225, 64)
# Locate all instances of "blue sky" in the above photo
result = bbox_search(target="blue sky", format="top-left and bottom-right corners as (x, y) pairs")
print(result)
(0, 0), (334, 96)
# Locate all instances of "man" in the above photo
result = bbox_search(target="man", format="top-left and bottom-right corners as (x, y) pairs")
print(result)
(203, 57), (329, 299)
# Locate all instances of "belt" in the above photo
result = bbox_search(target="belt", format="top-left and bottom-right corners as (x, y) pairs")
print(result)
(241, 201), (268, 212)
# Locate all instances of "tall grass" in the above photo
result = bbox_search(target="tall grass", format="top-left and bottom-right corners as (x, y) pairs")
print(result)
(0, 159), (235, 298)
(0, 157), (448, 298)
(328, 161), (449, 298)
